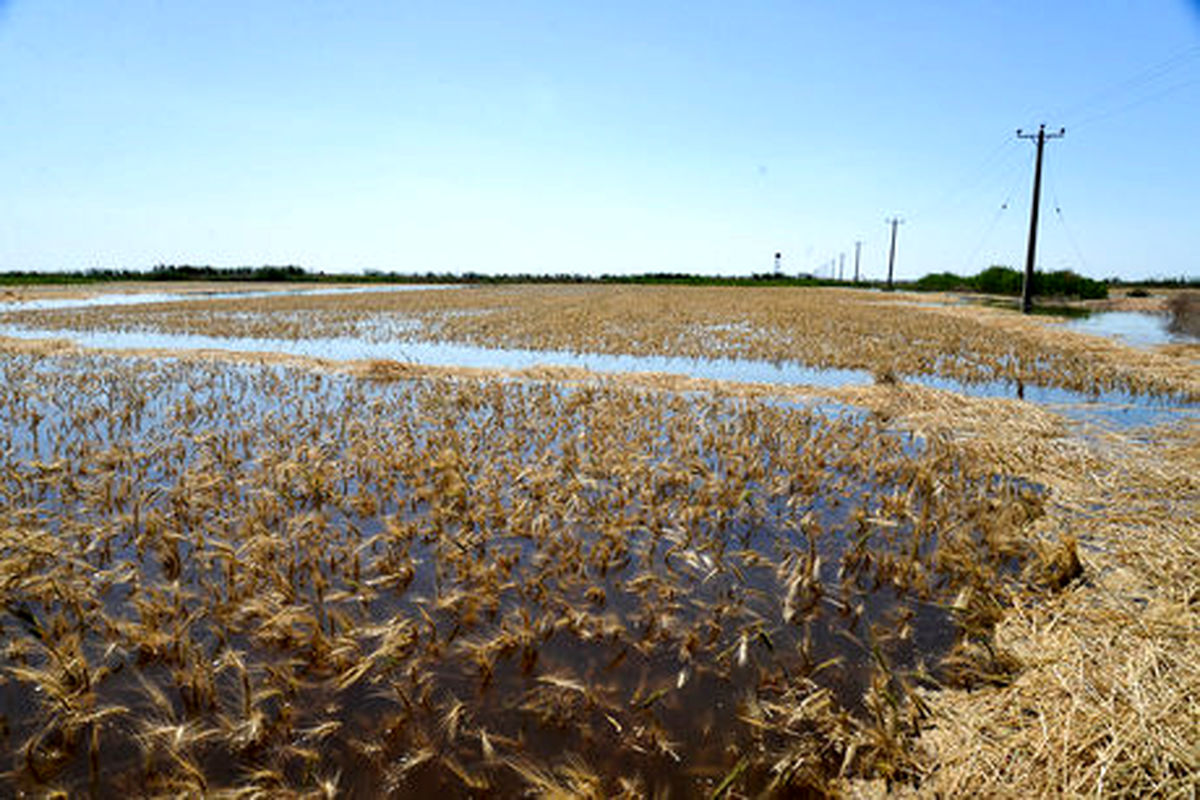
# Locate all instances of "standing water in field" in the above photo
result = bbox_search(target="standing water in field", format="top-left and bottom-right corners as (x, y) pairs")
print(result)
(0, 322), (875, 388)
(2, 284), (1194, 429)
(1061, 309), (1199, 348)
(0, 351), (1041, 796)
(1, 319), (1192, 430)
(0, 283), (450, 312)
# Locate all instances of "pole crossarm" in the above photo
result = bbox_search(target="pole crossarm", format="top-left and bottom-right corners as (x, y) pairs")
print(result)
(1017, 126), (1065, 140)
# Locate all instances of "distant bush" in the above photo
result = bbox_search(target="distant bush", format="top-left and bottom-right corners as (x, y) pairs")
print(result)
(913, 272), (970, 292)
(1126, 288), (1151, 298)
(910, 265), (1107, 300)
(1108, 276), (1199, 289)
(1033, 270), (1108, 300)
(148, 264), (308, 282)
(974, 265), (1024, 295)
(1166, 292), (1200, 338)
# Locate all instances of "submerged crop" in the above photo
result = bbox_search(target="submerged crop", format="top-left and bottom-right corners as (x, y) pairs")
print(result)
(2, 284), (1196, 402)
(0, 351), (1044, 795)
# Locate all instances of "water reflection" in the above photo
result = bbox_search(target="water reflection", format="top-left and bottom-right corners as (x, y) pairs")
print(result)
(0, 352), (1028, 795)
(0, 324), (875, 388)
(1, 321), (1194, 430)
(1062, 310), (1197, 348)
(0, 283), (451, 312)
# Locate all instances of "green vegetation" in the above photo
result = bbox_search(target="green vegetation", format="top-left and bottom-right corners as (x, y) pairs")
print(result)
(0, 265), (853, 288)
(911, 265), (1108, 300)
(9, 263), (1195, 297)
(0, 264), (315, 285)
(1107, 276), (1200, 289)
(600, 271), (844, 287)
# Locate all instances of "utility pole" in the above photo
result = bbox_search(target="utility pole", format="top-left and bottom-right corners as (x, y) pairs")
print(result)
(838, 253), (845, 282)
(885, 217), (903, 291)
(1016, 124), (1065, 313)
(853, 241), (861, 283)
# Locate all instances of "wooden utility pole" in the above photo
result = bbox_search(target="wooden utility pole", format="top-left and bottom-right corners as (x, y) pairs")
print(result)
(854, 240), (861, 283)
(1017, 124), (1065, 313)
(885, 217), (902, 291)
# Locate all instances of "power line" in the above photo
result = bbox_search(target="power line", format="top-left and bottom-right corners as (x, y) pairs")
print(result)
(907, 137), (1026, 223)
(960, 145), (1035, 271)
(1051, 198), (1090, 276)
(1055, 44), (1200, 126)
(1044, 170), (1091, 277)
(962, 201), (1012, 273)
(835, 47), (1198, 289)
(1069, 76), (1200, 130)
(1017, 124), (1065, 314)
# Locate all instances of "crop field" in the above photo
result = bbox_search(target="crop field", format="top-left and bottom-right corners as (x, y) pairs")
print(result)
(0, 284), (1196, 797)
(3, 284), (1198, 402)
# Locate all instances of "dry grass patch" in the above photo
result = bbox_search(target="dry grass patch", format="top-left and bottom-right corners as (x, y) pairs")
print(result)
(822, 388), (1198, 798)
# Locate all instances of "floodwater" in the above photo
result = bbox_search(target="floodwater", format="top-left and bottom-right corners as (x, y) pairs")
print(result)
(1, 322), (1193, 430)
(0, 283), (449, 312)
(1, 287), (1194, 428)
(0, 323), (876, 388)
(0, 351), (1025, 795)
(1061, 310), (1197, 348)
(907, 373), (1195, 428)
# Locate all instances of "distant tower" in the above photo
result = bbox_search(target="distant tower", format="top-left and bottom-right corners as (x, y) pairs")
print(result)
(774, 252), (782, 275)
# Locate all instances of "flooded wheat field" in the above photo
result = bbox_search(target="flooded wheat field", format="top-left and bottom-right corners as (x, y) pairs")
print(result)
(0, 284), (1195, 797)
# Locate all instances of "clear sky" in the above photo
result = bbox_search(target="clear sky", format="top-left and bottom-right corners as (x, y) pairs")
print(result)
(2, 1), (1198, 280)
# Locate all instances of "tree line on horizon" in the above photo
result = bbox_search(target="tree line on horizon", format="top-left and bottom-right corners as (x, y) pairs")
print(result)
(913, 265), (1110, 299)
(0, 263), (1194, 296)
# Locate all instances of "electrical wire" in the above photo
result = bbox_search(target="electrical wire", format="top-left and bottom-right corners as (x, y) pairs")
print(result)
(824, 46), (1199, 281)
(960, 147), (1034, 271)
(1042, 167), (1092, 276)
(907, 136), (1026, 224)
(1068, 76), (1200, 131)
(1054, 44), (1200, 128)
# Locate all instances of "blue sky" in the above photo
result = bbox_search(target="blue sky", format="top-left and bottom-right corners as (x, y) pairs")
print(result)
(2, 1), (1198, 280)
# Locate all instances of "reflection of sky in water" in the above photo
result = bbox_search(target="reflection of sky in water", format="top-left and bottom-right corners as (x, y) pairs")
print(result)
(2, 284), (1195, 429)
(907, 372), (1194, 428)
(0, 325), (872, 388)
(0, 350), (986, 792)
(1062, 311), (1196, 348)
(0, 284), (452, 312)
(1, 323), (1194, 430)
